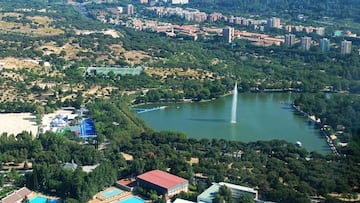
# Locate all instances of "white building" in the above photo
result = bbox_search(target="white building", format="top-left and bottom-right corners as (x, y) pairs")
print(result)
(174, 199), (196, 203)
(197, 182), (258, 203)
(172, 0), (189, 4)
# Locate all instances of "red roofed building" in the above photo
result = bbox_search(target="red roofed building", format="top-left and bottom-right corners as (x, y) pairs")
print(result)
(1, 187), (32, 203)
(116, 178), (137, 191)
(137, 170), (188, 197)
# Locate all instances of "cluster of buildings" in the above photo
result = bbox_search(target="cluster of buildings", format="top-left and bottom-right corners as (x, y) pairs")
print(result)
(146, 6), (327, 36)
(40, 108), (97, 141)
(105, 169), (261, 203)
(0, 166), (262, 202)
(92, 4), (136, 23)
(223, 26), (284, 46)
(283, 33), (353, 54)
(137, 0), (189, 5)
(91, 4), (358, 53)
(148, 7), (208, 22)
(222, 24), (354, 54)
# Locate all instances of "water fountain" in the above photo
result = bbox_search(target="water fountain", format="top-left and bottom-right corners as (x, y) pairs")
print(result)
(230, 82), (238, 123)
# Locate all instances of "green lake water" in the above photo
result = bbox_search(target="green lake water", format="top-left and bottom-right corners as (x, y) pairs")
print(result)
(137, 93), (330, 153)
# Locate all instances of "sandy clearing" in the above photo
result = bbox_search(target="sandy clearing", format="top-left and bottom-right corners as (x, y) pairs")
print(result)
(124, 50), (150, 65)
(0, 57), (41, 70)
(26, 16), (54, 24)
(0, 113), (38, 136)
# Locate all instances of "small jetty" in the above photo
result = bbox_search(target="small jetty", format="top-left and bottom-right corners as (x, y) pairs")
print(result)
(321, 129), (340, 156)
(292, 104), (341, 156)
(132, 106), (167, 114)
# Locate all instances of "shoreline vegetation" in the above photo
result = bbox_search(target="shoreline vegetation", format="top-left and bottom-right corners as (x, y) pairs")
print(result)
(132, 89), (343, 156)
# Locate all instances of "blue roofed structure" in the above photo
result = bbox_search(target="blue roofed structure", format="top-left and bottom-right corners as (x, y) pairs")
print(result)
(79, 119), (97, 140)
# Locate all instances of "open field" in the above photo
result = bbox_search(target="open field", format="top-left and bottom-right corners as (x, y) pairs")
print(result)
(0, 113), (38, 136)
(0, 13), (64, 36)
(0, 57), (42, 69)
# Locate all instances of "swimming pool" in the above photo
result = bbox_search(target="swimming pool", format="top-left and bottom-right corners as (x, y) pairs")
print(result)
(101, 188), (124, 198)
(30, 196), (58, 203)
(119, 196), (145, 203)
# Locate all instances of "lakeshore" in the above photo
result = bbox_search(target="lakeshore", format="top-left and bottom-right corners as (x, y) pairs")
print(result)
(292, 104), (341, 156)
(137, 93), (331, 154)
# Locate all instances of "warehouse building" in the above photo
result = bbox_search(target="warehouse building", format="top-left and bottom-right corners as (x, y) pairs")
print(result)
(137, 170), (188, 197)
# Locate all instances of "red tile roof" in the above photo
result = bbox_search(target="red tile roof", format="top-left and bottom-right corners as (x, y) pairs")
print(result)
(117, 178), (136, 186)
(137, 170), (187, 190)
(1, 187), (32, 203)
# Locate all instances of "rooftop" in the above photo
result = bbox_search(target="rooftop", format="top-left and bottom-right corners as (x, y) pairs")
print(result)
(173, 198), (196, 203)
(197, 182), (258, 201)
(117, 178), (137, 187)
(197, 183), (219, 201)
(1, 187), (32, 203)
(61, 160), (78, 171)
(86, 66), (143, 76)
(219, 182), (257, 194)
(137, 170), (188, 189)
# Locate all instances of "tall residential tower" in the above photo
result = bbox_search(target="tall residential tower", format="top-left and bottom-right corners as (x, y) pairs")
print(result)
(284, 34), (296, 47)
(341, 40), (352, 54)
(127, 4), (134, 16)
(301, 36), (312, 50)
(223, 26), (234, 43)
(320, 38), (330, 52)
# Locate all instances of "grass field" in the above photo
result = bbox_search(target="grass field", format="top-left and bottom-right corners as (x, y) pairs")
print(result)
(0, 13), (64, 36)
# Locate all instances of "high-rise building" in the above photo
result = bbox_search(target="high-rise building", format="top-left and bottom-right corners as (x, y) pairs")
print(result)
(301, 36), (312, 50)
(284, 25), (292, 33)
(208, 13), (223, 23)
(316, 27), (325, 36)
(223, 26), (233, 43)
(319, 38), (330, 52)
(341, 40), (352, 54)
(117, 7), (124, 14)
(172, 0), (189, 4)
(127, 4), (134, 16)
(267, 17), (281, 28)
(284, 34), (296, 47)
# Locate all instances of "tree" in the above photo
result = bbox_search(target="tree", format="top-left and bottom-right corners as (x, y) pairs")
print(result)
(65, 198), (80, 203)
(24, 161), (29, 170)
(0, 174), (4, 187)
(214, 186), (233, 203)
(21, 196), (29, 203)
(59, 50), (66, 57)
(238, 194), (255, 203)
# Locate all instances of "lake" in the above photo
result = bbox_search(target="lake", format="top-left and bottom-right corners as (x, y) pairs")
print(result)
(136, 93), (330, 153)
